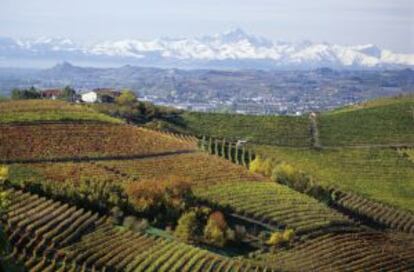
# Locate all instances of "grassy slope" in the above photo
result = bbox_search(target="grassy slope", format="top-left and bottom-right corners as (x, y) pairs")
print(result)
(318, 95), (414, 146)
(0, 100), (122, 124)
(254, 145), (414, 212)
(179, 111), (310, 146)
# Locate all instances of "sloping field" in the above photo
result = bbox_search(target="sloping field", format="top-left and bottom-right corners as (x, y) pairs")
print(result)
(0, 124), (196, 162)
(194, 181), (354, 234)
(0, 99), (122, 124)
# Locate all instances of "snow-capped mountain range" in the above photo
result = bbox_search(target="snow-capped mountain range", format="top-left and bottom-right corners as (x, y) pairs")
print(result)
(1, 28), (413, 69)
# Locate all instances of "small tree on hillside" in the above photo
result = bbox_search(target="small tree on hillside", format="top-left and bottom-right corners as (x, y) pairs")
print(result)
(116, 90), (137, 105)
(203, 211), (234, 247)
(11, 87), (40, 100)
(61, 85), (76, 101)
(0, 166), (8, 182)
(175, 211), (198, 242)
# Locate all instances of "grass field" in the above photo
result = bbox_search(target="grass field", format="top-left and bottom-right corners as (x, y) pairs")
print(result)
(0, 100), (122, 124)
(254, 145), (414, 212)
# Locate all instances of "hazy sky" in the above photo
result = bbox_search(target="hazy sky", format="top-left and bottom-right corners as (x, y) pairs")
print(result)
(1, 0), (413, 53)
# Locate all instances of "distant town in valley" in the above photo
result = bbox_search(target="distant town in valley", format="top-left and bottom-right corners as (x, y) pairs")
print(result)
(1, 62), (413, 115)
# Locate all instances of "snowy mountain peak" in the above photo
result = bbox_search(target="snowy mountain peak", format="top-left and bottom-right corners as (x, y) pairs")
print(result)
(217, 28), (251, 42)
(0, 30), (413, 69)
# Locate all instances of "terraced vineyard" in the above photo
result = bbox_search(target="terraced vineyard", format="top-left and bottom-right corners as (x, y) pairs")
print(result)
(0, 123), (196, 162)
(97, 152), (262, 186)
(194, 182), (354, 234)
(333, 189), (414, 233)
(2, 189), (273, 272)
(178, 111), (311, 146)
(255, 231), (414, 271)
(10, 161), (128, 185)
(253, 146), (414, 213)
(318, 95), (414, 146)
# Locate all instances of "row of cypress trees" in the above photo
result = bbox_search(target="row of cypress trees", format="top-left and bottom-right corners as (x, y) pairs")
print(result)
(198, 136), (254, 168)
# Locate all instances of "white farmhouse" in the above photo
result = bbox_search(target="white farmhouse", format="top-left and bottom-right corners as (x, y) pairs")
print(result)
(80, 88), (121, 103)
(81, 91), (98, 103)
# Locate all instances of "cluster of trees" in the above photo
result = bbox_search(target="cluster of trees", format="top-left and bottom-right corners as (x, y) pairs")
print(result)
(93, 90), (181, 124)
(11, 86), (76, 101)
(124, 176), (193, 226)
(11, 86), (41, 100)
(250, 156), (333, 204)
(174, 209), (240, 247)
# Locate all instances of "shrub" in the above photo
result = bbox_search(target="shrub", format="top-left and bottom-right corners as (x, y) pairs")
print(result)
(123, 216), (138, 229)
(234, 225), (247, 241)
(282, 229), (295, 241)
(0, 191), (9, 211)
(0, 165), (8, 182)
(174, 211), (198, 242)
(272, 162), (312, 193)
(272, 162), (296, 184)
(111, 206), (124, 224)
(122, 216), (149, 232)
(267, 232), (284, 246)
(116, 90), (137, 105)
(249, 156), (274, 176)
(267, 229), (295, 246)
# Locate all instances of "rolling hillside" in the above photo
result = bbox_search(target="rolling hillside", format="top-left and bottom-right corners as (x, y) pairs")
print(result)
(1, 97), (413, 271)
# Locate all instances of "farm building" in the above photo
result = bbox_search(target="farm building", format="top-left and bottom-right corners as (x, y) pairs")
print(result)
(81, 88), (121, 103)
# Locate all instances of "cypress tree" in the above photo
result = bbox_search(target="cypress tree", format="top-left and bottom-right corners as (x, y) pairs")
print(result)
(208, 137), (213, 154)
(235, 145), (240, 164)
(227, 141), (233, 162)
(242, 146), (246, 167)
(221, 138), (226, 158)
(201, 135), (207, 151)
(248, 150), (254, 168)
(214, 138), (219, 156)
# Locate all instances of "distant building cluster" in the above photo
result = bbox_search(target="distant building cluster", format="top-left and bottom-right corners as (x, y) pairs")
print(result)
(39, 87), (123, 104)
